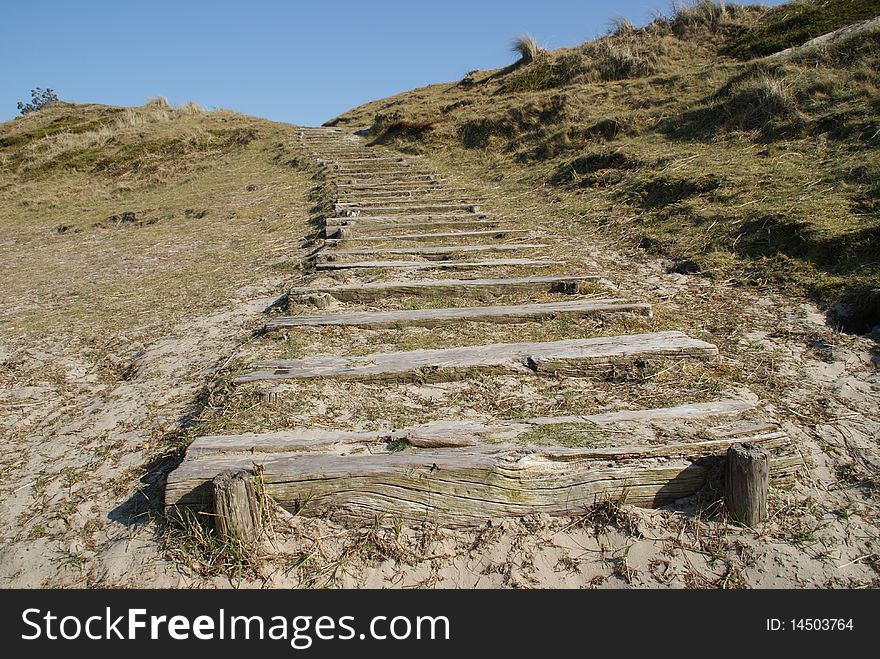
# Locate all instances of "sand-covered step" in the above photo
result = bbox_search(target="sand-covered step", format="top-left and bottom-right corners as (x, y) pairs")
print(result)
(165, 417), (796, 524)
(234, 331), (718, 384)
(326, 220), (501, 236)
(288, 275), (601, 302)
(315, 258), (564, 272)
(337, 196), (480, 206)
(321, 157), (403, 164)
(335, 203), (477, 216)
(326, 212), (490, 225)
(336, 182), (445, 191)
(326, 220), (505, 238)
(337, 172), (438, 180)
(336, 199), (482, 209)
(319, 244), (549, 260)
(331, 169), (422, 178)
(337, 187), (471, 198)
(327, 229), (530, 242)
(171, 400), (760, 457)
(321, 159), (405, 166)
(266, 299), (650, 331)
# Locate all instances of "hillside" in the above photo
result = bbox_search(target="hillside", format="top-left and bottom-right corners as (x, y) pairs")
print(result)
(1, 0), (878, 590)
(328, 0), (880, 333)
(0, 100), (316, 585)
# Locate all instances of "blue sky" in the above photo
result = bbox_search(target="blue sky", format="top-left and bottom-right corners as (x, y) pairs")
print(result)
(1, 0), (786, 126)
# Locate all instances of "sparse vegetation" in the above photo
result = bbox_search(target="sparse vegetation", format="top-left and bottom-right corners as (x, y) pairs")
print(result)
(727, 0), (880, 58)
(670, 0), (737, 36)
(0, 99), (313, 339)
(513, 35), (542, 64)
(2, 0), (878, 591)
(330, 0), (880, 331)
(17, 87), (59, 115)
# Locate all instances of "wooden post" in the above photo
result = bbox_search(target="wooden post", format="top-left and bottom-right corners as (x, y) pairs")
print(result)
(212, 470), (261, 544)
(725, 443), (769, 526)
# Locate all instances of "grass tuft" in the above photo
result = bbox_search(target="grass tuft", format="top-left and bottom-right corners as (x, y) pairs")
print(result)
(609, 16), (636, 36)
(513, 35), (542, 65)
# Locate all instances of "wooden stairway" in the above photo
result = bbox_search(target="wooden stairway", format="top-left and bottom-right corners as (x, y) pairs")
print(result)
(164, 126), (797, 525)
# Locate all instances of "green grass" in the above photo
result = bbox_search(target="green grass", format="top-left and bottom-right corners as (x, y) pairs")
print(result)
(727, 0), (880, 59)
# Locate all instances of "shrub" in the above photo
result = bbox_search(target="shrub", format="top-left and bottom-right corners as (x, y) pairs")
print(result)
(17, 87), (59, 115)
(512, 35), (542, 64)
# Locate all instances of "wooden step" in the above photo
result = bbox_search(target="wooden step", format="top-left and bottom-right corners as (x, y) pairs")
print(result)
(234, 331), (719, 384)
(336, 204), (475, 216)
(165, 402), (797, 524)
(267, 299), (650, 331)
(327, 229), (530, 242)
(289, 275), (601, 302)
(331, 168), (419, 176)
(336, 182), (444, 190)
(337, 172), (437, 180)
(322, 157), (402, 163)
(174, 400), (759, 458)
(320, 244), (548, 259)
(326, 213), (490, 225)
(337, 188), (470, 198)
(337, 197), (480, 206)
(326, 220), (504, 237)
(315, 258), (563, 271)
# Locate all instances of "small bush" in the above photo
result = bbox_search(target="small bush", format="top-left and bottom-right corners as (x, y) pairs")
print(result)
(498, 61), (561, 93)
(17, 88), (59, 115)
(513, 35), (542, 65)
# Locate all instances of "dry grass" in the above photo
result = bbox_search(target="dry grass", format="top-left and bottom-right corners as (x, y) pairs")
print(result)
(512, 35), (542, 65)
(328, 1), (880, 331)
(0, 102), (315, 346)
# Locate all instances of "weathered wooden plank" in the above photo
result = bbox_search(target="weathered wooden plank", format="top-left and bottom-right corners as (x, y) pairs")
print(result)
(177, 400), (759, 459)
(320, 244), (548, 259)
(326, 221), (502, 237)
(336, 182), (445, 190)
(315, 258), (564, 271)
(325, 213), (490, 225)
(288, 275), (600, 302)
(337, 197), (479, 206)
(331, 169), (420, 177)
(336, 173), (437, 180)
(323, 159), (409, 165)
(336, 204), (478, 216)
(267, 299), (650, 331)
(337, 188), (471, 197)
(234, 331), (718, 383)
(326, 221), (503, 238)
(327, 229), (529, 242)
(166, 433), (797, 525)
(523, 399), (755, 426)
(321, 157), (402, 163)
